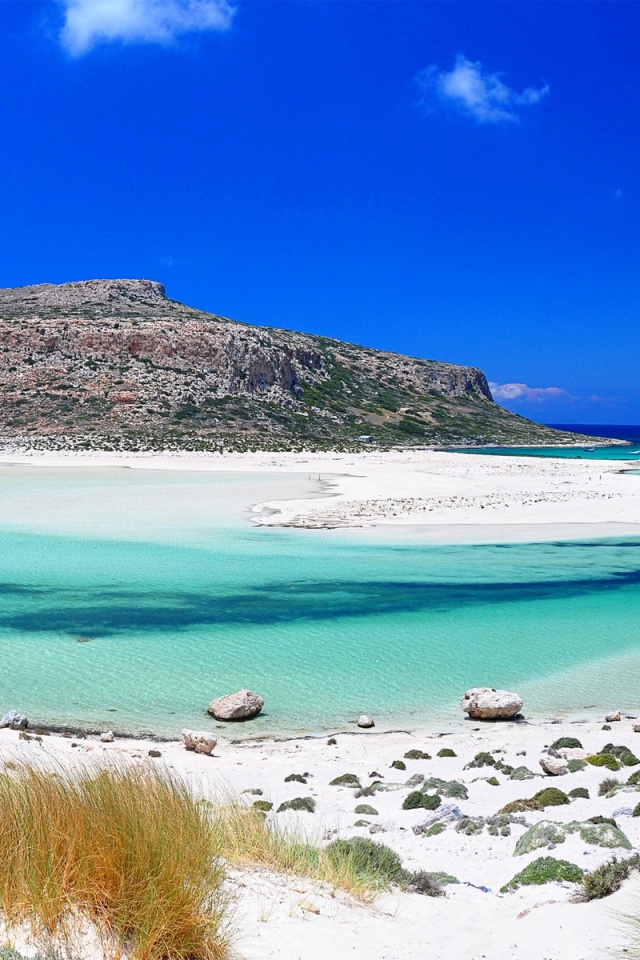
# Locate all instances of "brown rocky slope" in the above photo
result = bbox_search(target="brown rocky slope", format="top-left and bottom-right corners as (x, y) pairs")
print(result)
(0, 279), (585, 450)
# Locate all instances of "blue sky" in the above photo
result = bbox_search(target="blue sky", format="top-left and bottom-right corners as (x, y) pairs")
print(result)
(1, 1), (639, 424)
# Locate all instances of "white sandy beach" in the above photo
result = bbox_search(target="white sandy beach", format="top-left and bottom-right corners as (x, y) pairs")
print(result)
(1, 446), (640, 958)
(3, 713), (640, 960)
(0, 447), (639, 540)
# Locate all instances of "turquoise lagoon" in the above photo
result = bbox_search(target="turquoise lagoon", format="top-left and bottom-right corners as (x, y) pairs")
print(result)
(2, 465), (640, 737)
(453, 444), (640, 461)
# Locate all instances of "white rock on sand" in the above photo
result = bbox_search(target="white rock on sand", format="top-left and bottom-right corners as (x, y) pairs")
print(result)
(357, 714), (375, 728)
(0, 710), (28, 729)
(539, 750), (569, 776)
(207, 689), (265, 721)
(182, 729), (217, 755)
(460, 687), (523, 720)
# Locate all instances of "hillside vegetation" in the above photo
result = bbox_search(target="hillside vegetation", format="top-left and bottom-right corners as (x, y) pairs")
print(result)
(0, 279), (584, 451)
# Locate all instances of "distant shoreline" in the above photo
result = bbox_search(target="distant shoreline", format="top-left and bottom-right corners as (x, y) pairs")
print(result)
(0, 446), (639, 538)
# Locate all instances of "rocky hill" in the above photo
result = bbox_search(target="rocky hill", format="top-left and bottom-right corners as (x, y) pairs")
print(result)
(0, 279), (584, 450)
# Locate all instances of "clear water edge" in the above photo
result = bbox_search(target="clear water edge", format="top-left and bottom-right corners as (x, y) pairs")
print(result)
(453, 422), (640, 462)
(2, 465), (640, 739)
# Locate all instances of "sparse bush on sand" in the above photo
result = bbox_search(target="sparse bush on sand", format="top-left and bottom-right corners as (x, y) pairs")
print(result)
(550, 737), (583, 751)
(214, 805), (418, 899)
(323, 839), (444, 897)
(598, 777), (620, 796)
(568, 787), (590, 799)
(404, 750), (431, 760)
(579, 854), (640, 901)
(533, 787), (570, 807)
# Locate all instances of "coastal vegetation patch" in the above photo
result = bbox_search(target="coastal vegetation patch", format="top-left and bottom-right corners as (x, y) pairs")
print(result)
(324, 839), (444, 897)
(514, 820), (632, 855)
(532, 787), (570, 808)
(402, 791), (442, 811)
(598, 778), (620, 796)
(580, 854), (640, 901)
(586, 754), (621, 771)
(549, 738), (583, 751)
(0, 760), (428, 960)
(501, 857), (583, 893)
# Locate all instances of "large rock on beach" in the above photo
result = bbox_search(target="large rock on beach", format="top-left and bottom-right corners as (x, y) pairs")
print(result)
(0, 710), (28, 730)
(460, 687), (523, 720)
(357, 714), (375, 728)
(559, 747), (590, 761)
(412, 804), (463, 835)
(539, 751), (569, 776)
(182, 729), (217, 755)
(207, 689), (264, 721)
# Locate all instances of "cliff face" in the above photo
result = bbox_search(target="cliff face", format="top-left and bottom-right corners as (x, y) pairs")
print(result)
(0, 279), (572, 449)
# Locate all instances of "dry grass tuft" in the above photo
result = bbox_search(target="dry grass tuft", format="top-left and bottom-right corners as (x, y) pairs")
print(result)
(0, 761), (228, 960)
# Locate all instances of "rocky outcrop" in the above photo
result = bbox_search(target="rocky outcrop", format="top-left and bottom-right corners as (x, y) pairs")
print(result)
(0, 279), (589, 448)
(0, 279), (167, 311)
(207, 689), (264, 721)
(461, 688), (523, 720)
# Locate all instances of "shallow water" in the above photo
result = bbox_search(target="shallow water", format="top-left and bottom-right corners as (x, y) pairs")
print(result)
(2, 466), (640, 737)
(455, 422), (640, 461)
(454, 444), (640, 461)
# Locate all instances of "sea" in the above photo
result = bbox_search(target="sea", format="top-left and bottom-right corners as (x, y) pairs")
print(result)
(455, 423), (640, 462)
(1, 443), (640, 738)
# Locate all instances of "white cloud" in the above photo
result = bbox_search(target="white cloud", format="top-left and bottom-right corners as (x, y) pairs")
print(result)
(58, 0), (235, 56)
(417, 55), (549, 124)
(489, 382), (569, 403)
